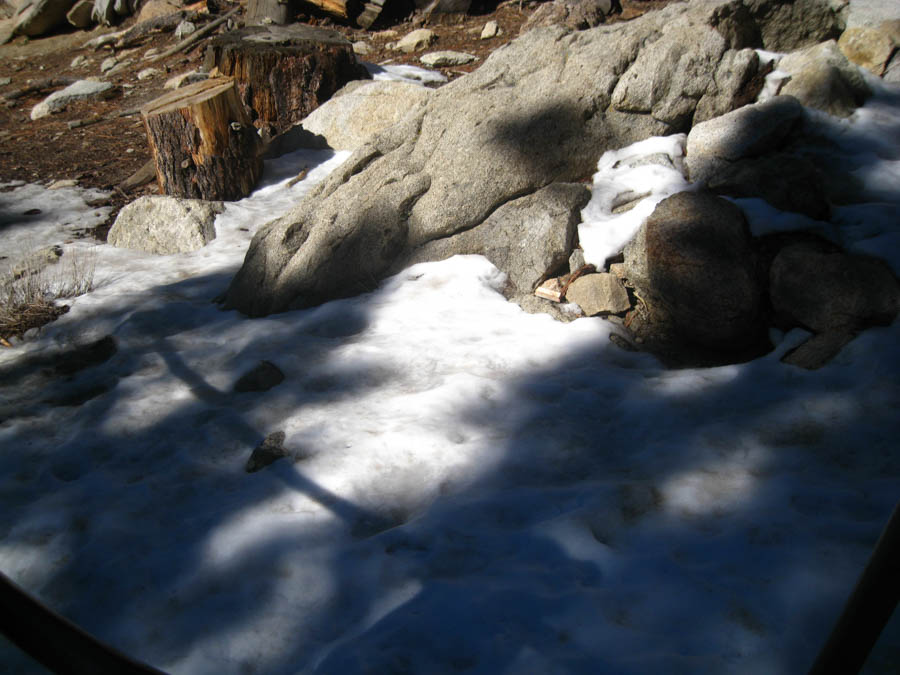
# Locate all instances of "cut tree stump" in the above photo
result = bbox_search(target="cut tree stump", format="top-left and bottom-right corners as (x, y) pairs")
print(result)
(204, 24), (370, 135)
(141, 77), (262, 201)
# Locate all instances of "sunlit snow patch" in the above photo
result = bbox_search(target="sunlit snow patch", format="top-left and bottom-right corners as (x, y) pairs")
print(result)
(578, 134), (692, 268)
(363, 62), (447, 86)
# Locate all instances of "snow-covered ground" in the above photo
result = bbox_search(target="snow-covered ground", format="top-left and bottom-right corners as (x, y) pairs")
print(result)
(1, 73), (899, 675)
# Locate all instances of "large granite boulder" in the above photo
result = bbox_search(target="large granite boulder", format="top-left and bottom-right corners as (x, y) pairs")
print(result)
(12, 0), (74, 36)
(622, 191), (765, 353)
(401, 183), (590, 295)
(224, 0), (847, 317)
(299, 80), (433, 151)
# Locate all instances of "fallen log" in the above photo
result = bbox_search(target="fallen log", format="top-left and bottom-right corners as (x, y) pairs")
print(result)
(141, 77), (262, 201)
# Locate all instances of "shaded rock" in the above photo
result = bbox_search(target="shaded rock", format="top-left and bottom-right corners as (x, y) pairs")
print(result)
(108, 195), (223, 255)
(568, 248), (586, 273)
(565, 273), (631, 316)
(693, 48), (764, 124)
(12, 0), (74, 37)
(299, 80), (432, 151)
(521, 0), (619, 34)
(886, 52), (900, 85)
(838, 21), (900, 76)
(778, 40), (871, 117)
(781, 330), (855, 369)
(224, 0), (840, 317)
(685, 95), (805, 185)
(744, 0), (848, 52)
(30, 79), (115, 120)
(245, 431), (288, 473)
(707, 153), (830, 220)
(234, 360), (285, 393)
(403, 183), (589, 295)
(418, 0), (470, 15)
(769, 242), (900, 332)
(623, 191), (765, 352)
(393, 28), (436, 53)
(420, 51), (477, 67)
(66, 0), (94, 28)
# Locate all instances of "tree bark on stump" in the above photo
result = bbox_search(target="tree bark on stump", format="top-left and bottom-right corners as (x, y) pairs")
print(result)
(141, 77), (262, 201)
(204, 24), (370, 135)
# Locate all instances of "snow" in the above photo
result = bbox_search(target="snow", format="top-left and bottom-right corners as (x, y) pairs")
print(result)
(1, 79), (899, 675)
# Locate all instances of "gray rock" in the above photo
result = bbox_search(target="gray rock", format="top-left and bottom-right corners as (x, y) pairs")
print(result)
(30, 79), (115, 120)
(838, 23), (899, 76)
(66, 0), (94, 28)
(693, 48), (763, 124)
(403, 183), (588, 295)
(174, 19), (195, 41)
(107, 196), (223, 255)
(568, 248), (586, 273)
(769, 242), (900, 332)
(100, 56), (118, 73)
(224, 0), (841, 317)
(778, 40), (871, 117)
(685, 95), (805, 185)
(234, 360), (285, 393)
(565, 273), (631, 316)
(622, 191), (764, 351)
(707, 153), (830, 220)
(245, 431), (288, 473)
(393, 28), (436, 53)
(744, 0), (848, 52)
(352, 41), (370, 56)
(12, 0), (74, 37)
(70, 55), (89, 69)
(780, 330), (855, 369)
(420, 51), (477, 67)
(521, 0), (618, 34)
(299, 80), (432, 151)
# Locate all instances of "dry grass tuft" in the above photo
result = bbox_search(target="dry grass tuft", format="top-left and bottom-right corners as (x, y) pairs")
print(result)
(0, 246), (96, 342)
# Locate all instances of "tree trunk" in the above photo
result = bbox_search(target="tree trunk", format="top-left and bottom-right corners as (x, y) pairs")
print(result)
(141, 77), (262, 201)
(246, 0), (293, 25)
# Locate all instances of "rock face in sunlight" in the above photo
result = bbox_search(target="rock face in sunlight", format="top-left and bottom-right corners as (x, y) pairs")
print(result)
(108, 195), (223, 255)
(224, 0), (846, 317)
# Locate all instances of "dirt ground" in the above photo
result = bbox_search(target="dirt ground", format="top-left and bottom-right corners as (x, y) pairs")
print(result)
(0, 0), (672, 237)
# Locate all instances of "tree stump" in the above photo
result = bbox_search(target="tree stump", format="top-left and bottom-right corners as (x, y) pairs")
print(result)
(204, 24), (370, 135)
(141, 77), (262, 202)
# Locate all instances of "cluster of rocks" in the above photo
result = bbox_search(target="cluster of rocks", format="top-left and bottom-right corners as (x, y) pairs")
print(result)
(105, 0), (899, 370)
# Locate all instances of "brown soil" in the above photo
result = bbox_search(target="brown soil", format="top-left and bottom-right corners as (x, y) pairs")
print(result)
(0, 0), (673, 237)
